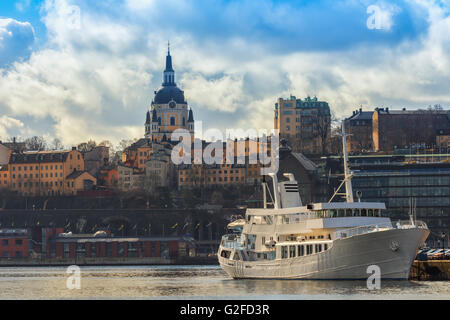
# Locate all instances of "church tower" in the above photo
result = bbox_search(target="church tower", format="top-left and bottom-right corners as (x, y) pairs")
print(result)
(145, 44), (193, 142)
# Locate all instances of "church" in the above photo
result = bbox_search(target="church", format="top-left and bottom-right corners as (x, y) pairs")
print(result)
(145, 46), (194, 142)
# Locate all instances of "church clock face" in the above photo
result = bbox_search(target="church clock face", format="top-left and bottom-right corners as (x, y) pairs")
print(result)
(169, 101), (176, 108)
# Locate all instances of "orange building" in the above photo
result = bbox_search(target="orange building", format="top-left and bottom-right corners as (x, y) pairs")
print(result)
(8, 148), (96, 196)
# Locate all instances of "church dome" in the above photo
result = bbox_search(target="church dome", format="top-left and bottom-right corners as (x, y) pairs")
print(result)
(154, 86), (186, 104)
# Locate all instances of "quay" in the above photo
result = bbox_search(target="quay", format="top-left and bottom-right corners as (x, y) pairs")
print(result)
(410, 260), (450, 280)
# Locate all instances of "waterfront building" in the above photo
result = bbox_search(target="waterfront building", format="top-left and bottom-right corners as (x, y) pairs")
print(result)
(145, 45), (194, 142)
(52, 235), (189, 260)
(373, 107), (450, 152)
(7, 148), (97, 196)
(344, 109), (374, 153)
(0, 228), (30, 258)
(274, 95), (331, 155)
(345, 107), (450, 154)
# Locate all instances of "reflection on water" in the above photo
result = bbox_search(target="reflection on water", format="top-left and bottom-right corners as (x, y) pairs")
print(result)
(0, 265), (448, 299)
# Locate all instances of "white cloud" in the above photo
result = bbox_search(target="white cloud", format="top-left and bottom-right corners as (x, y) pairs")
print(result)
(0, 115), (25, 140)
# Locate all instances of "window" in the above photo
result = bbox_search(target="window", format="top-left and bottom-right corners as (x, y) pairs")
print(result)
(306, 244), (313, 255)
(170, 117), (176, 126)
(315, 244), (322, 253)
(281, 246), (288, 259)
(2, 239), (8, 246)
(289, 245), (296, 258)
(298, 245), (304, 256)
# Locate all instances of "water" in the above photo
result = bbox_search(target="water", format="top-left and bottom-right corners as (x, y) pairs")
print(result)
(0, 265), (448, 299)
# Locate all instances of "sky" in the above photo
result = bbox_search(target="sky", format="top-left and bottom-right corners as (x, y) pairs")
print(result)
(0, 0), (449, 147)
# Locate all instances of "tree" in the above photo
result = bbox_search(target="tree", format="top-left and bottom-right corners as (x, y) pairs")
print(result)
(25, 136), (47, 151)
(51, 138), (63, 150)
(77, 140), (97, 153)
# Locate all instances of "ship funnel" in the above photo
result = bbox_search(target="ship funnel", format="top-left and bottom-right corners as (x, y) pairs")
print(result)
(279, 174), (302, 208)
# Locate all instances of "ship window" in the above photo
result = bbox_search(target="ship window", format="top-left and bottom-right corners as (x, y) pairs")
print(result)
(361, 209), (367, 217)
(315, 244), (322, 253)
(261, 236), (265, 245)
(289, 245), (296, 258)
(306, 245), (313, 255)
(298, 245), (304, 256)
(375, 209), (380, 217)
(346, 209), (352, 217)
(281, 246), (288, 259)
(368, 209), (374, 217)
(233, 252), (240, 261)
(329, 210), (337, 218)
(221, 250), (231, 259)
(338, 209), (345, 217)
(324, 244), (328, 251)
(354, 209), (360, 217)
(264, 216), (273, 225)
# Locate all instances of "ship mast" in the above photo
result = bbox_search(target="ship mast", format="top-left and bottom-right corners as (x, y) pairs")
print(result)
(342, 121), (354, 203)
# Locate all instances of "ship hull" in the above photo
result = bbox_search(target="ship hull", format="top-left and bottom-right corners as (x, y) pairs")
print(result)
(218, 227), (429, 280)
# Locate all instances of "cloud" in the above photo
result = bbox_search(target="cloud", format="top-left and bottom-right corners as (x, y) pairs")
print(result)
(15, 0), (32, 12)
(0, 18), (35, 67)
(0, 0), (449, 148)
(0, 115), (25, 140)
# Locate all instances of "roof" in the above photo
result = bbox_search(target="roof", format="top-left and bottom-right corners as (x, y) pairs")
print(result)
(154, 86), (186, 104)
(10, 151), (71, 164)
(127, 138), (152, 150)
(291, 153), (318, 172)
(347, 110), (374, 121)
(66, 170), (94, 180)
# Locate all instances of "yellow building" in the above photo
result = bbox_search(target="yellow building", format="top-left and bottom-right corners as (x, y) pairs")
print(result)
(177, 160), (263, 189)
(274, 95), (331, 155)
(8, 148), (95, 196)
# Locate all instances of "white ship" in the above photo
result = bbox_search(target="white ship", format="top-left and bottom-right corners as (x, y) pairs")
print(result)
(218, 123), (429, 280)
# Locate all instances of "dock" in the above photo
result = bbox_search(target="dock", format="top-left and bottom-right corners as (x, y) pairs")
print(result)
(410, 260), (450, 280)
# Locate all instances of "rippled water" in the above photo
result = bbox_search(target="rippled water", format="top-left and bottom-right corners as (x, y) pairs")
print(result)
(0, 265), (449, 299)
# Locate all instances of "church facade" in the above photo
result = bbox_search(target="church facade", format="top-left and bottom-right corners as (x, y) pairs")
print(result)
(145, 47), (194, 142)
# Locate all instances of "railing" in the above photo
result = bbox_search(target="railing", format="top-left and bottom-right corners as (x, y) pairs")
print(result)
(220, 234), (244, 249)
(334, 220), (428, 240)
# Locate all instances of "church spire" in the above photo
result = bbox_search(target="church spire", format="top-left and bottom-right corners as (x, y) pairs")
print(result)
(162, 43), (175, 86)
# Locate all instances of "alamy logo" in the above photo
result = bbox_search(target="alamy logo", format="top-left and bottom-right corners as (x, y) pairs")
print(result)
(366, 4), (396, 30)
(366, 265), (381, 290)
(66, 265), (81, 290)
(170, 123), (280, 175)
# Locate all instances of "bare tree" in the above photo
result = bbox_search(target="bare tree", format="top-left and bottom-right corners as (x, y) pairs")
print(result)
(77, 140), (97, 153)
(25, 136), (47, 151)
(51, 138), (63, 150)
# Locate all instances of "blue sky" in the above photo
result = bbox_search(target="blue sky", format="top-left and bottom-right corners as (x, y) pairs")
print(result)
(0, 0), (449, 146)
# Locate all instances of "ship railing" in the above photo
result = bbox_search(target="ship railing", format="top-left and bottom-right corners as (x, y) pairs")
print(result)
(220, 234), (244, 249)
(334, 220), (427, 240)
